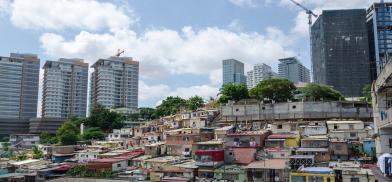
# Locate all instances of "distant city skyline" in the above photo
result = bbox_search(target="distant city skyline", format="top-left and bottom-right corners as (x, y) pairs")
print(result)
(0, 0), (384, 108)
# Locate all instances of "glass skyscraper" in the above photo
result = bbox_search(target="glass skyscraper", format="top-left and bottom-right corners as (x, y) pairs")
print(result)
(222, 59), (246, 85)
(311, 9), (371, 97)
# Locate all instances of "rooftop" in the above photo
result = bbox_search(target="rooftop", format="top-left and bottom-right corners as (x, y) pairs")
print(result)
(195, 140), (224, 145)
(145, 156), (182, 163)
(245, 159), (288, 169)
(299, 167), (334, 174)
(215, 125), (234, 131)
(296, 148), (329, 152)
(227, 130), (267, 136)
(326, 120), (363, 124)
(268, 133), (297, 139)
(90, 158), (126, 163)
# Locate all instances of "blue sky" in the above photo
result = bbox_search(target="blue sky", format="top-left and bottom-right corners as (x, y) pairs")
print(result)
(0, 0), (379, 110)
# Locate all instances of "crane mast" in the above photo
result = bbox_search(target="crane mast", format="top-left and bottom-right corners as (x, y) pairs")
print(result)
(289, 0), (317, 82)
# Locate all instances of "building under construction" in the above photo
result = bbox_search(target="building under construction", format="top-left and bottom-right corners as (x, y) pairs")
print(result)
(311, 9), (372, 97)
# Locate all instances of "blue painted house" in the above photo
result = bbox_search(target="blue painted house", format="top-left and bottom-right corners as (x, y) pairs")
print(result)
(363, 139), (375, 158)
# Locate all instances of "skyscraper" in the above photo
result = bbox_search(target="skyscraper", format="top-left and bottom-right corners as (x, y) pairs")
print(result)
(222, 59), (246, 85)
(0, 53), (40, 134)
(246, 63), (277, 89)
(90, 56), (139, 110)
(367, 2), (392, 78)
(42, 58), (88, 118)
(311, 9), (371, 97)
(278, 57), (310, 84)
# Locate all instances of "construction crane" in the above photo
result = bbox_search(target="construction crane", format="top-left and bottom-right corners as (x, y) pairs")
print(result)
(289, 0), (318, 80)
(115, 49), (125, 57)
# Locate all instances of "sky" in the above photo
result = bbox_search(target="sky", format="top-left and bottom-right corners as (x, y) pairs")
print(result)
(0, 0), (383, 111)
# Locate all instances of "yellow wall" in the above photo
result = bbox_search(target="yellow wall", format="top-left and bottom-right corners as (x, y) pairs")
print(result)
(285, 135), (301, 148)
(290, 172), (335, 182)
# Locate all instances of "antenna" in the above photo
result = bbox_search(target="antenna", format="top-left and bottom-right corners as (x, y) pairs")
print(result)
(115, 49), (125, 57)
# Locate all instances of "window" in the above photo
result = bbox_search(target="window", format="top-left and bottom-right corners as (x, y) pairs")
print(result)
(334, 124), (338, 130)
(277, 124), (283, 129)
(292, 105), (296, 109)
(350, 133), (357, 138)
(349, 124), (354, 130)
(235, 108), (239, 112)
(262, 107), (266, 110)
(350, 178), (359, 182)
(117, 163), (121, 167)
(389, 139), (392, 148)
(335, 144), (342, 150)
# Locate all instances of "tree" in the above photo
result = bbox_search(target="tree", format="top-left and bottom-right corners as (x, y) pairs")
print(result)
(139, 107), (157, 120)
(84, 105), (125, 133)
(249, 78), (296, 102)
(298, 83), (344, 101)
(82, 127), (105, 140)
(186, 95), (205, 111)
(32, 145), (43, 159)
(56, 120), (79, 145)
(218, 83), (249, 104)
(361, 84), (372, 103)
(155, 96), (187, 116)
(39, 132), (58, 145)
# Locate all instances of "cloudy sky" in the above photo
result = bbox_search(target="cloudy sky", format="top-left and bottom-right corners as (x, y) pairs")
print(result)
(0, 0), (382, 109)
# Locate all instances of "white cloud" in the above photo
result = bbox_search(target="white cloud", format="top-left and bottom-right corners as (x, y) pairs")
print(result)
(8, 0), (136, 31)
(0, 0), (10, 16)
(282, 0), (383, 36)
(40, 26), (295, 80)
(229, 0), (259, 7)
(140, 81), (219, 107)
(139, 81), (170, 101)
(228, 19), (243, 32)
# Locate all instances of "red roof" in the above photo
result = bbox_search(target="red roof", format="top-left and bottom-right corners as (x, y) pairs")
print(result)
(118, 149), (145, 158)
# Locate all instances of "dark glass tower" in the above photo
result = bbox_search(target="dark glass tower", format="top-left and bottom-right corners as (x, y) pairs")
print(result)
(311, 9), (371, 97)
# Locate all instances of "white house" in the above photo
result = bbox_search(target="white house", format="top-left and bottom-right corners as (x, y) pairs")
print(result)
(76, 150), (101, 163)
(9, 134), (39, 149)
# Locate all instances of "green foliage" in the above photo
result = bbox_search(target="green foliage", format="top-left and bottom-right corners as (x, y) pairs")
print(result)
(249, 78), (296, 102)
(56, 120), (79, 145)
(32, 145), (43, 159)
(39, 132), (58, 145)
(218, 83), (249, 104)
(13, 151), (28, 161)
(139, 107), (157, 120)
(82, 127), (105, 140)
(67, 165), (112, 178)
(186, 95), (205, 111)
(84, 105), (125, 132)
(1, 142), (10, 152)
(298, 83), (345, 101)
(99, 169), (113, 178)
(361, 84), (372, 103)
(155, 96), (187, 116)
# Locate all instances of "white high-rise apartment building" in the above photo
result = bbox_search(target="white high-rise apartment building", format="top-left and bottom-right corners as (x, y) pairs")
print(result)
(246, 63), (277, 89)
(90, 56), (139, 110)
(42, 58), (88, 118)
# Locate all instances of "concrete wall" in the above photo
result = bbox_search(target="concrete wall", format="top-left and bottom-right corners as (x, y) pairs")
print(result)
(221, 101), (372, 122)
